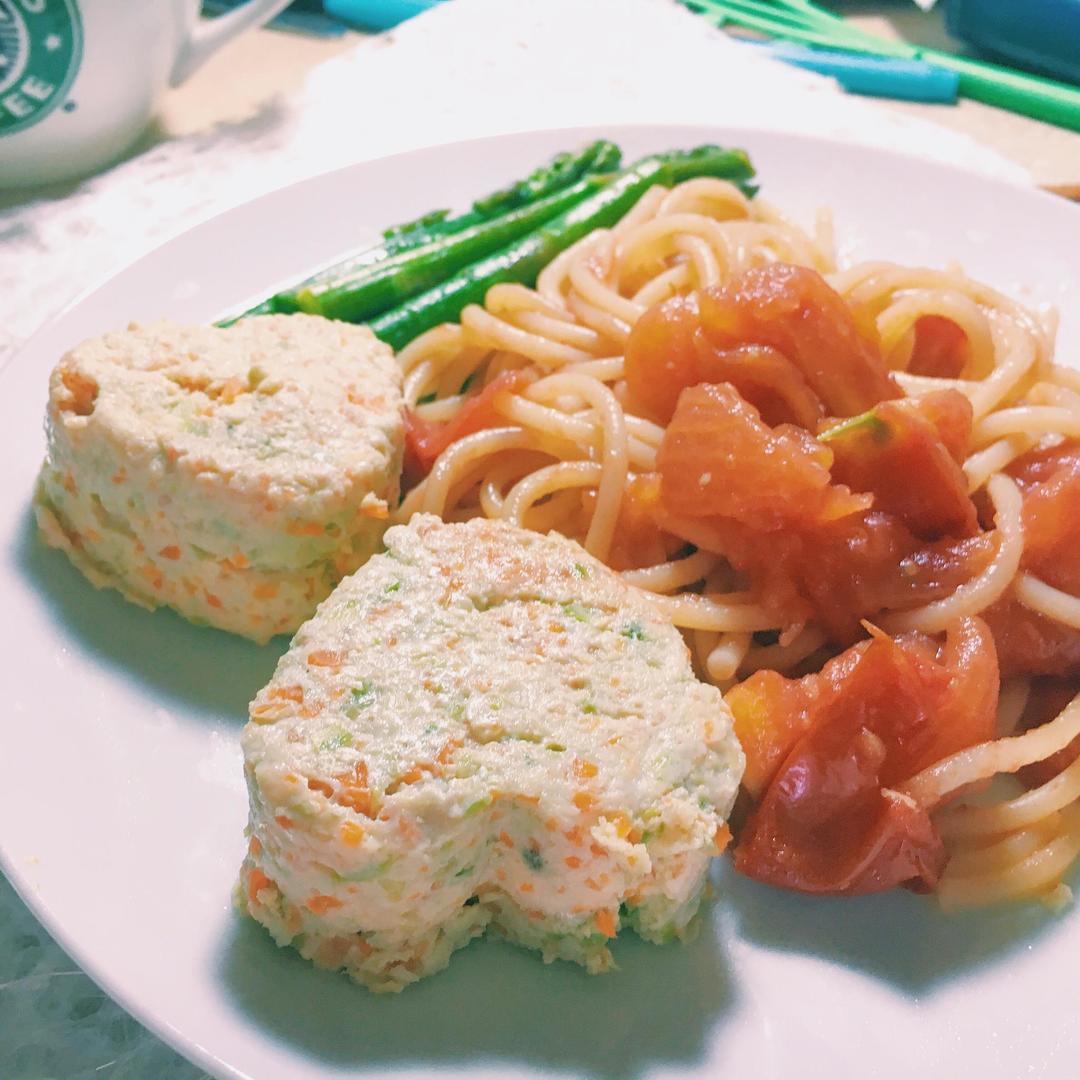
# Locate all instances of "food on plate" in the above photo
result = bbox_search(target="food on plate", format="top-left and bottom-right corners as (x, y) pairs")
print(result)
(35, 314), (403, 642)
(388, 162), (1080, 910)
(238, 514), (742, 992)
(228, 143), (756, 350)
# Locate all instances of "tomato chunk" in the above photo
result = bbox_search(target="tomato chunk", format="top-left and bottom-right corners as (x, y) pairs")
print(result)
(731, 618), (997, 895)
(403, 371), (533, 482)
(823, 390), (978, 539)
(698, 263), (899, 417)
(625, 263), (898, 423)
(984, 442), (1080, 678)
(907, 315), (969, 379)
(658, 382), (869, 533)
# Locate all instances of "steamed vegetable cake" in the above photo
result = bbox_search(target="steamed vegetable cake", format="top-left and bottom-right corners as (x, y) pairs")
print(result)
(34, 315), (403, 642)
(238, 514), (744, 992)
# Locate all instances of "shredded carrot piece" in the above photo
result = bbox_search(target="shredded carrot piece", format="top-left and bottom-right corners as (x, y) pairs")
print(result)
(248, 836), (262, 857)
(270, 685), (304, 703)
(713, 823), (733, 854)
(573, 792), (595, 812)
(573, 758), (599, 780)
(590, 843), (606, 858)
(564, 855), (582, 869)
(204, 591), (223, 609)
(519, 882), (534, 893)
(307, 649), (344, 668)
(247, 868), (273, 904)
(595, 909), (617, 938)
(306, 894), (344, 915)
(275, 815), (295, 830)
(340, 821), (365, 847)
(499, 831), (515, 848)
(158, 545), (181, 561)
(253, 582), (279, 600)
(307, 777), (333, 798)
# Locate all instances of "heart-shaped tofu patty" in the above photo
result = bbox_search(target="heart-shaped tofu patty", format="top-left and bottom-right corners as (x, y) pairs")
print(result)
(239, 514), (744, 992)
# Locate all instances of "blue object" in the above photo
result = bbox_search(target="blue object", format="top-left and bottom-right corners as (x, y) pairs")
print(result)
(947, 0), (1080, 87)
(746, 39), (961, 104)
(324, 0), (447, 32)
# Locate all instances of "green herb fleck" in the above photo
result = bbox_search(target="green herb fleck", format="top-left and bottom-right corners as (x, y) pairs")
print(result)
(560, 600), (590, 623)
(385, 580), (402, 593)
(546, 741), (566, 752)
(622, 621), (646, 641)
(318, 727), (353, 752)
(818, 409), (890, 444)
(417, 391), (437, 405)
(455, 865), (474, 878)
(464, 796), (492, 817)
(571, 562), (590, 579)
(344, 680), (376, 718)
(522, 847), (545, 871)
(582, 703), (598, 715)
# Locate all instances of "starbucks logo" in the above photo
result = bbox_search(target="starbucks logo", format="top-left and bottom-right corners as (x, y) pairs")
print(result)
(0, 0), (82, 136)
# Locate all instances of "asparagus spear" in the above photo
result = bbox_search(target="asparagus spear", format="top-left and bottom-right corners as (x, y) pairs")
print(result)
(296, 174), (610, 324)
(368, 145), (756, 351)
(226, 140), (622, 322)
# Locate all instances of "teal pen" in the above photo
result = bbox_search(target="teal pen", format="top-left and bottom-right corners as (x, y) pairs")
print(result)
(743, 39), (961, 103)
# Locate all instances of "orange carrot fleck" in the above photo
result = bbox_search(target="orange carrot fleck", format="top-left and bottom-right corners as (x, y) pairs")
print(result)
(253, 582), (279, 600)
(499, 831), (515, 849)
(247, 868), (273, 903)
(564, 855), (582, 869)
(275, 815), (295, 830)
(307, 777), (333, 798)
(595, 909), (617, 938)
(307, 649), (344, 668)
(248, 836), (262, 857)
(340, 821), (365, 847)
(270, 685), (304, 703)
(573, 758), (599, 780)
(306, 894), (343, 915)
(714, 823), (733, 854)
(204, 591), (223, 609)
(519, 882), (534, 894)
(573, 792), (595, 812)
(159, 545), (181, 561)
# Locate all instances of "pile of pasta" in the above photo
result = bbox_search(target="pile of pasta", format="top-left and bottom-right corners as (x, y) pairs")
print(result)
(394, 177), (1080, 910)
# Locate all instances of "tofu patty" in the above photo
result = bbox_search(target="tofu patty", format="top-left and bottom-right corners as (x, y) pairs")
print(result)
(34, 315), (403, 642)
(239, 514), (744, 992)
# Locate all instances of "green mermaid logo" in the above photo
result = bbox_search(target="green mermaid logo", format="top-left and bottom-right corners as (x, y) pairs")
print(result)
(0, 0), (83, 136)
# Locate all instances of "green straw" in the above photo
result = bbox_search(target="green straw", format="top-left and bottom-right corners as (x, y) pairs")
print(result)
(686, 0), (1080, 133)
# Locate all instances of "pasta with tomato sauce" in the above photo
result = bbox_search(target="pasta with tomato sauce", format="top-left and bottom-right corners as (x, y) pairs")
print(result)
(392, 175), (1080, 911)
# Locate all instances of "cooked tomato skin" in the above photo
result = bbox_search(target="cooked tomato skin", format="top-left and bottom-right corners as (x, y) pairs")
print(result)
(907, 315), (969, 379)
(730, 618), (997, 895)
(625, 263), (898, 424)
(697, 263), (899, 417)
(984, 441), (1080, 678)
(825, 391), (978, 540)
(403, 371), (534, 483)
(658, 382), (869, 533)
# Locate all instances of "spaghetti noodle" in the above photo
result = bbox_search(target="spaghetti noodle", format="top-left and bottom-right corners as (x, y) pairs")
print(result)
(392, 177), (1080, 909)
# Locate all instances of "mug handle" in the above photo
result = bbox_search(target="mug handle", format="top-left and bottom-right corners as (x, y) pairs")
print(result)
(170, 0), (296, 86)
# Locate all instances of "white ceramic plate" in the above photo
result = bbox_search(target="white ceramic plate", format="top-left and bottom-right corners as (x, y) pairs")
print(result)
(3, 126), (1080, 1080)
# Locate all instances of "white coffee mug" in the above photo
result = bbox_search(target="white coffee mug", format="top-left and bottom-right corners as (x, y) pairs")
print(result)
(0, 0), (293, 189)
